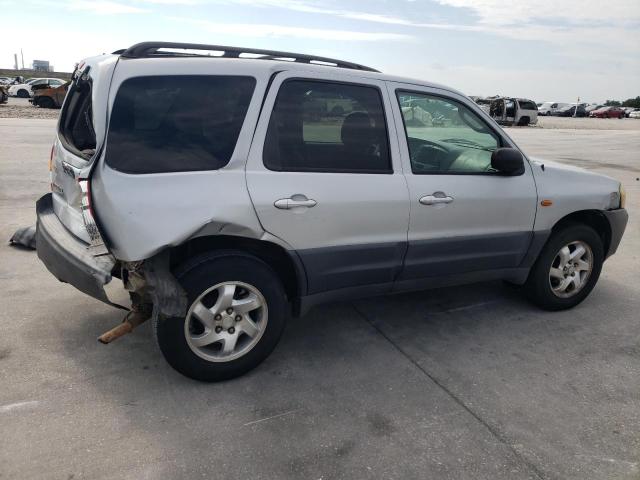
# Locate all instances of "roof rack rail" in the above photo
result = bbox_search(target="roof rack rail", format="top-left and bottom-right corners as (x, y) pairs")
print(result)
(119, 42), (379, 72)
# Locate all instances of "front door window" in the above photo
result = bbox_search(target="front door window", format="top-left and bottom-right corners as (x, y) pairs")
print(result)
(397, 91), (500, 174)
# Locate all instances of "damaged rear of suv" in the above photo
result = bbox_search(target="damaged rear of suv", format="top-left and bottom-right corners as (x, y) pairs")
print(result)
(36, 42), (628, 382)
(37, 45), (310, 381)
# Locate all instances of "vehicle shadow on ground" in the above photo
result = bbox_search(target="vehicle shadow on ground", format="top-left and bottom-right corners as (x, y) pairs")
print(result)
(52, 279), (635, 479)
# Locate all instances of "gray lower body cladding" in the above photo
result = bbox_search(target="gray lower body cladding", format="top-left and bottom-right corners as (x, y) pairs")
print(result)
(399, 231), (534, 280)
(297, 231), (536, 296)
(294, 231), (543, 315)
(297, 242), (406, 294)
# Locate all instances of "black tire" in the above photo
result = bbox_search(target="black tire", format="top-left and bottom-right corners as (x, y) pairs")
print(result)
(155, 251), (288, 382)
(17, 89), (29, 98)
(517, 116), (529, 126)
(524, 224), (604, 311)
(38, 96), (54, 108)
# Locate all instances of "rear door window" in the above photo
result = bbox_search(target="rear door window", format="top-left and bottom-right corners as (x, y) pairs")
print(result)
(105, 75), (256, 174)
(263, 79), (391, 173)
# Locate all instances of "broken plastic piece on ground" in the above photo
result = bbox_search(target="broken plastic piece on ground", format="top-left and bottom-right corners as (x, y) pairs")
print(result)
(9, 225), (36, 250)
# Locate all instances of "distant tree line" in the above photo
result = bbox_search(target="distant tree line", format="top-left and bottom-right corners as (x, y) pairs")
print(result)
(604, 96), (640, 108)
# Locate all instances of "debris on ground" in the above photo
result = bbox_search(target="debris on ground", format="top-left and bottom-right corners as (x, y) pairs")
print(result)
(9, 225), (36, 249)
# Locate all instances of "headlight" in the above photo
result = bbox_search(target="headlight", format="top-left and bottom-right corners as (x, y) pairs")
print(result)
(620, 184), (626, 209)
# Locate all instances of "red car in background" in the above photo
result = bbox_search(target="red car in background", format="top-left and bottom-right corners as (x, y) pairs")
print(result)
(589, 106), (625, 118)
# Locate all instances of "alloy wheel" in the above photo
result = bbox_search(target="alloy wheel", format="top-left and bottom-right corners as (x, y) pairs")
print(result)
(184, 281), (268, 362)
(548, 240), (593, 298)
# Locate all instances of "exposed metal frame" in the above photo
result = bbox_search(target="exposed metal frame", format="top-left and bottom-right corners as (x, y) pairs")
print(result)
(117, 42), (379, 72)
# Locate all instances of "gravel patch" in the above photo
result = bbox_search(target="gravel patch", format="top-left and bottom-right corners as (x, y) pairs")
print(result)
(0, 97), (60, 120)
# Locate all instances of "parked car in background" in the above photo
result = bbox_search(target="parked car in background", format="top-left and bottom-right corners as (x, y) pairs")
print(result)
(8, 78), (66, 98)
(623, 107), (637, 117)
(538, 102), (569, 116)
(629, 110), (640, 119)
(554, 104), (587, 117)
(0, 77), (13, 85)
(589, 106), (625, 119)
(476, 96), (538, 125)
(7, 78), (41, 97)
(585, 104), (603, 114)
(30, 81), (70, 108)
(35, 42), (628, 381)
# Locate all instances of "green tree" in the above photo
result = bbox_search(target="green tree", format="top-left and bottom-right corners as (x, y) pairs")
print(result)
(604, 99), (622, 106)
(621, 96), (640, 108)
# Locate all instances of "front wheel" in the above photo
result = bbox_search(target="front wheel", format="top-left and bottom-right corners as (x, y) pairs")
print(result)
(17, 89), (30, 98)
(155, 252), (288, 381)
(524, 224), (604, 310)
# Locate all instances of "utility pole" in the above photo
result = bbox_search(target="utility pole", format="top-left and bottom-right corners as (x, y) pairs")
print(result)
(13, 53), (18, 70)
(574, 96), (580, 118)
(21, 49), (24, 69)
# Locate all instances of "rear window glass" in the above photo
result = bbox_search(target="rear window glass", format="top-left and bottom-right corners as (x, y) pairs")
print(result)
(518, 100), (537, 110)
(60, 71), (96, 158)
(106, 75), (256, 174)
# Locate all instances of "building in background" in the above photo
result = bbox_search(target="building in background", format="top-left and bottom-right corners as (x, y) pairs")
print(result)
(32, 60), (52, 72)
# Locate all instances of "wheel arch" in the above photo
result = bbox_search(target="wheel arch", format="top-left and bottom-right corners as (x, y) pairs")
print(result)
(167, 235), (307, 307)
(550, 209), (611, 255)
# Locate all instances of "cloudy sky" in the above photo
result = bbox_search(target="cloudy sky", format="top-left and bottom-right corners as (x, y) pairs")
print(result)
(1, 0), (638, 102)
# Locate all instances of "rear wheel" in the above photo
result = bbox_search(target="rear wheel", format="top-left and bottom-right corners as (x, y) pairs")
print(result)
(38, 96), (54, 108)
(525, 224), (603, 310)
(155, 252), (288, 381)
(17, 89), (29, 98)
(517, 116), (530, 126)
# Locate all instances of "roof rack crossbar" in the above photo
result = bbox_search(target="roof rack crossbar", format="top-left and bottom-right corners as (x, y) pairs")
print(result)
(119, 42), (379, 72)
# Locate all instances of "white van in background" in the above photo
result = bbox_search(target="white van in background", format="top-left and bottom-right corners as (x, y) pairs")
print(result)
(538, 102), (569, 116)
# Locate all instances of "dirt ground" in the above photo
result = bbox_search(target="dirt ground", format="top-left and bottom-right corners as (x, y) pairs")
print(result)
(535, 115), (640, 130)
(0, 97), (60, 119)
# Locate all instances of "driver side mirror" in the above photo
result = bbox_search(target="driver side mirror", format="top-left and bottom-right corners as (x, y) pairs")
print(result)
(491, 148), (525, 175)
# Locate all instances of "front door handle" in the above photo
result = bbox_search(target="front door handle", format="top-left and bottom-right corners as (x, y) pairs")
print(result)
(274, 195), (317, 210)
(419, 193), (454, 205)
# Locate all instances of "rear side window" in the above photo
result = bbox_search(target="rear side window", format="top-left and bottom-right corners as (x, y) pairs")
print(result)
(518, 100), (537, 110)
(263, 79), (391, 173)
(60, 72), (96, 158)
(106, 75), (256, 174)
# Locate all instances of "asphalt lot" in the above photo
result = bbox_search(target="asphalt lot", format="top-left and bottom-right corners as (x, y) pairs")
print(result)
(1, 117), (638, 480)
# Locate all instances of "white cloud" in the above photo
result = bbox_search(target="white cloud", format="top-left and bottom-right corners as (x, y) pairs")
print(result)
(66, 0), (146, 14)
(433, 0), (640, 26)
(414, 64), (633, 103)
(174, 18), (413, 41)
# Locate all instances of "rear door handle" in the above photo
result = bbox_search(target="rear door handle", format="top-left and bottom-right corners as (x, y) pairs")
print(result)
(419, 193), (454, 205)
(274, 195), (317, 210)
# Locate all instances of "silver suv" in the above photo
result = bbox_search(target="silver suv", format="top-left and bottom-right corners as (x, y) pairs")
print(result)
(36, 42), (628, 381)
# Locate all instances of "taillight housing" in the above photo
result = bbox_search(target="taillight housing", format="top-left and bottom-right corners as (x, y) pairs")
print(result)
(78, 179), (106, 250)
(48, 144), (54, 172)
